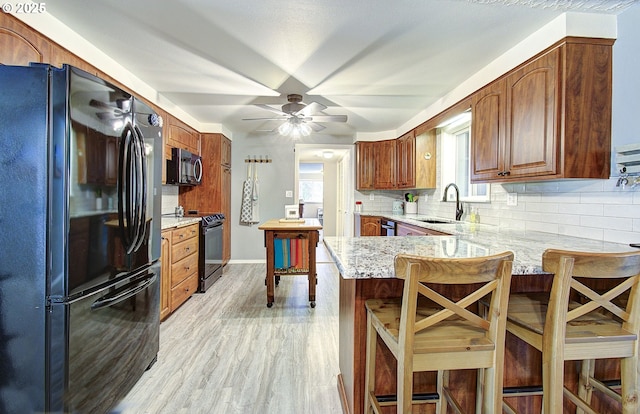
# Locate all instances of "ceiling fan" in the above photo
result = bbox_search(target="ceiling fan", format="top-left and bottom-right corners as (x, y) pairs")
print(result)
(243, 94), (347, 137)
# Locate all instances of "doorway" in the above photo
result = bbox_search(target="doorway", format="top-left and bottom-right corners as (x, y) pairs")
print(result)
(294, 144), (355, 237)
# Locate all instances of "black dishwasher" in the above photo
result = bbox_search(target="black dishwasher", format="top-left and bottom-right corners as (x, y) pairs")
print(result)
(380, 220), (396, 236)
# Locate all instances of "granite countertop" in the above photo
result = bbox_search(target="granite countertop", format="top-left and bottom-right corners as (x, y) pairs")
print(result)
(161, 216), (201, 230)
(325, 213), (637, 279)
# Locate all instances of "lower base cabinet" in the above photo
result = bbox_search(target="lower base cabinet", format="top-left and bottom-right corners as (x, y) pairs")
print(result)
(396, 222), (450, 236)
(160, 223), (199, 320)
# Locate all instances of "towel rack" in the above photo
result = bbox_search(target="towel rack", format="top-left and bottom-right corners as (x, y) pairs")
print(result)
(245, 155), (272, 163)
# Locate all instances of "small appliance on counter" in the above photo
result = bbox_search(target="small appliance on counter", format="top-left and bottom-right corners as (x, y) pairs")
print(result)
(392, 200), (403, 214)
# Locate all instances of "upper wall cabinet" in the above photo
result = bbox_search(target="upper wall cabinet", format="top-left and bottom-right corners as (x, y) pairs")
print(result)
(396, 131), (415, 188)
(471, 37), (614, 183)
(0, 16), (50, 65)
(356, 141), (376, 190)
(167, 116), (200, 155)
(356, 131), (436, 191)
(374, 139), (396, 189)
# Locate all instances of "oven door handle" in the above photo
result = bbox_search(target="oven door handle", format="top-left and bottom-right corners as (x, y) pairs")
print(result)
(91, 274), (157, 310)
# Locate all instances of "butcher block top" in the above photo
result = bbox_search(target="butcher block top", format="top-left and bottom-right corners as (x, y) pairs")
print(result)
(258, 218), (322, 231)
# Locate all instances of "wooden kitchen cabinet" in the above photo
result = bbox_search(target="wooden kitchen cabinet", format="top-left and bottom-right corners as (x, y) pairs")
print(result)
(160, 223), (199, 319)
(0, 15), (51, 65)
(356, 141), (375, 190)
(395, 131), (415, 188)
(180, 133), (232, 264)
(160, 230), (171, 321)
(396, 222), (450, 236)
(166, 115), (200, 155)
(413, 128), (437, 189)
(356, 216), (381, 236)
(357, 131), (436, 190)
(471, 37), (613, 183)
(374, 139), (396, 189)
(356, 139), (395, 190)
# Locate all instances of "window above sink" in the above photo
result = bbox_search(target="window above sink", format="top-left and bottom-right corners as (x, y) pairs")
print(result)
(439, 112), (491, 203)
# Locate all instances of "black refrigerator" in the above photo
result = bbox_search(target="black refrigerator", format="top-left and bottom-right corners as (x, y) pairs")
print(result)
(0, 64), (163, 413)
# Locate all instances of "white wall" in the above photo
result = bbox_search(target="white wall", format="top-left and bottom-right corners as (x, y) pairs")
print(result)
(228, 132), (353, 261)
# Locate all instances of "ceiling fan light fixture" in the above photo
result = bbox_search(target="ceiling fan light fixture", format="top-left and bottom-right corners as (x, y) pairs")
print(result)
(299, 122), (312, 137)
(278, 121), (293, 136)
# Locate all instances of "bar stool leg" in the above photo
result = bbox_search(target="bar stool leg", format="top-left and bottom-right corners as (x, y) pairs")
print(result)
(364, 313), (377, 414)
(621, 355), (639, 414)
(397, 352), (413, 414)
(436, 370), (445, 413)
(542, 356), (565, 414)
(577, 359), (595, 414)
(476, 368), (485, 413)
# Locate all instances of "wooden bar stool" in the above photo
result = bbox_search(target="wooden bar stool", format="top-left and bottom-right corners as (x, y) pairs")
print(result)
(503, 249), (640, 414)
(364, 251), (514, 414)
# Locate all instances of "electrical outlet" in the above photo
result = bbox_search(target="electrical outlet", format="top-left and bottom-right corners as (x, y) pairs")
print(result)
(285, 190), (293, 198)
(506, 193), (518, 206)
(369, 193), (375, 201)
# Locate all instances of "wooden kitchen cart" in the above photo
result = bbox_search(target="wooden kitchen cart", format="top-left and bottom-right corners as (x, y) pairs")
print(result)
(258, 218), (322, 308)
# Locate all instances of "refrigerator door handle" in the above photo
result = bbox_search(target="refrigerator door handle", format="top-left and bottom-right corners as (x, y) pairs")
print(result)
(119, 124), (139, 255)
(90, 273), (157, 310)
(131, 125), (147, 252)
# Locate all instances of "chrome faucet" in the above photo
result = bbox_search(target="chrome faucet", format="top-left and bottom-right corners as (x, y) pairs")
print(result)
(442, 183), (463, 221)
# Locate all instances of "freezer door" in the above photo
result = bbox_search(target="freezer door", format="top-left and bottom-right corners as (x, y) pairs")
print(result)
(47, 263), (160, 413)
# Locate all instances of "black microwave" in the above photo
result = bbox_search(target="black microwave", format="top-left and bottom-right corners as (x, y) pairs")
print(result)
(166, 148), (203, 186)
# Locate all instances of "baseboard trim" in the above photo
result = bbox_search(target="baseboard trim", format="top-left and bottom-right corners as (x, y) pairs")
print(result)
(226, 259), (266, 264)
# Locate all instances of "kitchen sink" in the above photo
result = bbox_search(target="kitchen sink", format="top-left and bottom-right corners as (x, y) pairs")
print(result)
(417, 218), (454, 224)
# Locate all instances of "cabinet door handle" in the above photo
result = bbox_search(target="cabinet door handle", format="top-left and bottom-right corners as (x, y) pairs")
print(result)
(185, 247), (190, 253)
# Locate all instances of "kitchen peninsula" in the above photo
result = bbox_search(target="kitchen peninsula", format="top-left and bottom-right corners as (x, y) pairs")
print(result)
(323, 217), (636, 414)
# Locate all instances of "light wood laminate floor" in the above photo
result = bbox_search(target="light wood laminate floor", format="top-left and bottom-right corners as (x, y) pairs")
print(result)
(117, 242), (342, 414)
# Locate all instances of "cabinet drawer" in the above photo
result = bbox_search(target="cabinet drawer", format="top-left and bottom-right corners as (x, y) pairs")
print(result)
(172, 224), (198, 243)
(171, 237), (198, 263)
(171, 273), (198, 311)
(171, 252), (198, 287)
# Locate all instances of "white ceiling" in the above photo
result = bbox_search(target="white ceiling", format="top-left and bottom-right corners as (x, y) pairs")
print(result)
(41, 0), (634, 138)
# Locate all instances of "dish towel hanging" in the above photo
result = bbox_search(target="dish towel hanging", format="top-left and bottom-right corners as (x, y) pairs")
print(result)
(251, 163), (260, 223)
(240, 163), (255, 224)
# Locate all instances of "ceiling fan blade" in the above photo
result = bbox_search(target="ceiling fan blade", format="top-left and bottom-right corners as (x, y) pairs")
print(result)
(297, 101), (327, 117)
(254, 104), (289, 116)
(306, 115), (348, 123)
(306, 122), (326, 132)
(242, 116), (290, 121)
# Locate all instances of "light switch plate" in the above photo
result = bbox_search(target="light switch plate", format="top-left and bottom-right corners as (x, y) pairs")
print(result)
(506, 193), (518, 206)
(285, 190), (293, 198)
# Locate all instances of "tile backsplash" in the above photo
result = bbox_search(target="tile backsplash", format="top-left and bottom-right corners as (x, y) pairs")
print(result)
(356, 178), (640, 245)
(162, 185), (179, 215)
